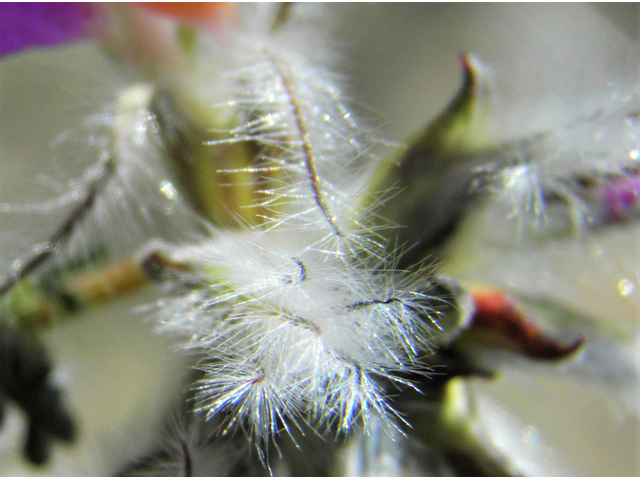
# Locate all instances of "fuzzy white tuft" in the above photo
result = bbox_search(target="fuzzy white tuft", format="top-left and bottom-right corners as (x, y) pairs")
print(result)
(134, 5), (445, 450)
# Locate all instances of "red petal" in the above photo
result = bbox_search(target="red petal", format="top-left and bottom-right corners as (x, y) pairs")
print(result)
(134, 2), (239, 31)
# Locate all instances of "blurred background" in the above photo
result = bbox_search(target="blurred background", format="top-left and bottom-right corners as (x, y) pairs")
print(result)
(0, 3), (638, 475)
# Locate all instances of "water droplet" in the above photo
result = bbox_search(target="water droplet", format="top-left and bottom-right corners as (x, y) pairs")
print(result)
(33, 243), (51, 254)
(618, 279), (635, 297)
(630, 150), (639, 161)
(522, 425), (539, 444)
(159, 180), (178, 200)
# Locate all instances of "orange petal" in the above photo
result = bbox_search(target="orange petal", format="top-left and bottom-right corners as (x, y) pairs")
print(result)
(469, 286), (584, 360)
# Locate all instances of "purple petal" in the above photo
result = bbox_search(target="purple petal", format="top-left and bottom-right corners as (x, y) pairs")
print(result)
(604, 173), (640, 223)
(0, 3), (94, 58)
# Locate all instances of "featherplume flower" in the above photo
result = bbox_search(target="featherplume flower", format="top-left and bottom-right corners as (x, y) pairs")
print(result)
(0, 3), (638, 476)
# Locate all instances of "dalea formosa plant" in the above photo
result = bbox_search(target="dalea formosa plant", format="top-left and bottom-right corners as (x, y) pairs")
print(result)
(0, 3), (638, 476)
